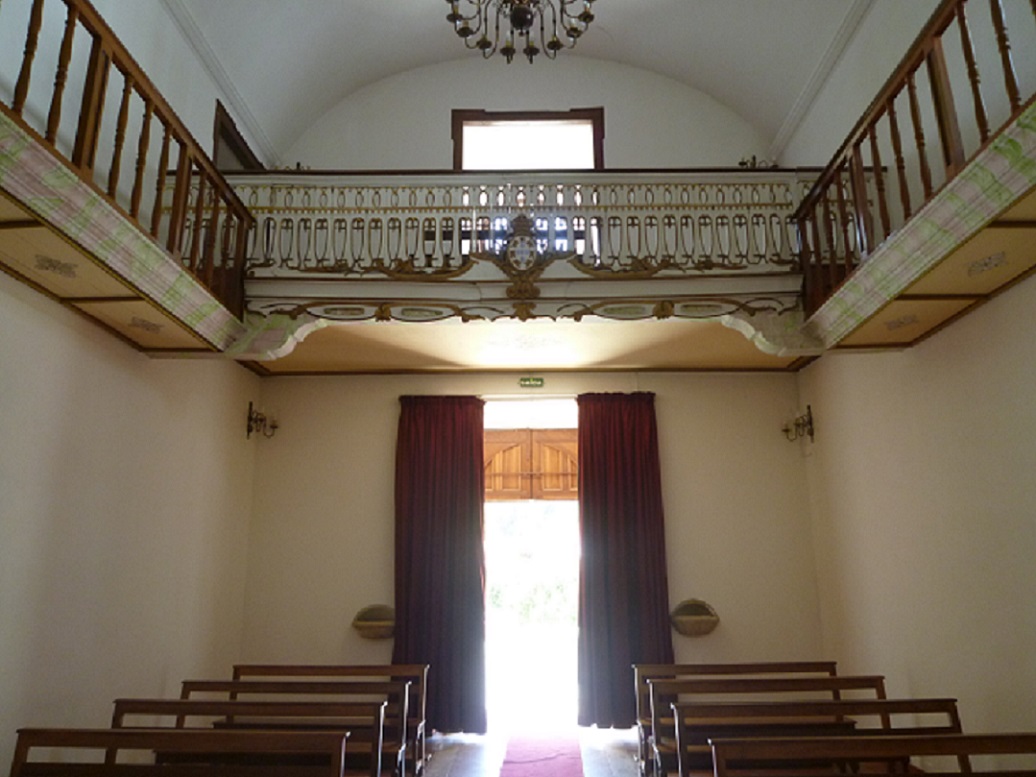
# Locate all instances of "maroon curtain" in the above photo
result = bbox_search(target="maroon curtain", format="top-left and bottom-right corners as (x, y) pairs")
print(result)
(392, 395), (487, 734)
(577, 392), (674, 728)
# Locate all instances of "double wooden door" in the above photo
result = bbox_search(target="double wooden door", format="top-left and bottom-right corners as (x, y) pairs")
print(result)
(484, 429), (578, 501)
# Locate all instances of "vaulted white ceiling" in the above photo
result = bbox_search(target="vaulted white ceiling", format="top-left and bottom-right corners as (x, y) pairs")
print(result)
(161, 0), (876, 165)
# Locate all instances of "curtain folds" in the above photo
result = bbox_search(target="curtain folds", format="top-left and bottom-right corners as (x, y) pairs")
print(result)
(576, 391), (674, 728)
(392, 395), (488, 734)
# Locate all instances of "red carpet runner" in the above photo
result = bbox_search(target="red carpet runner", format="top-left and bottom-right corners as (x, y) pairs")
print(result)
(499, 734), (584, 777)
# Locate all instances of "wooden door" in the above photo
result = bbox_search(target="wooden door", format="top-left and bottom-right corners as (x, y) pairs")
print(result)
(484, 428), (578, 501)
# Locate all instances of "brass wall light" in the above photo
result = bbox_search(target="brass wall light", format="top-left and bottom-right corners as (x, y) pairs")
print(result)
(247, 402), (278, 439)
(782, 405), (814, 442)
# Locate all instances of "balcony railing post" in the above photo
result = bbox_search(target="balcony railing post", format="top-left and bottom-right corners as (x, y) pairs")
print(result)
(108, 73), (134, 197)
(989, 0), (1021, 114)
(46, 4), (79, 144)
(867, 124), (892, 241)
(71, 33), (111, 174)
(927, 37), (966, 176)
(849, 144), (873, 259)
(955, 2), (990, 144)
(151, 124), (172, 239)
(906, 70), (934, 199)
(166, 143), (193, 258)
(130, 101), (154, 219)
(12, 0), (45, 116)
(886, 97), (913, 221)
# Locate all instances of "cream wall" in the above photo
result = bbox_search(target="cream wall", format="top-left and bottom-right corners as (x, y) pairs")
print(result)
(0, 273), (259, 764)
(285, 57), (768, 170)
(798, 276), (1036, 728)
(780, 0), (940, 166)
(0, 0), (242, 163)
(241, 371), (822, 665)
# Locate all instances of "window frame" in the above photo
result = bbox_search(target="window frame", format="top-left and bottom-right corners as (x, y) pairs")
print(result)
(213, 100), (264, 171)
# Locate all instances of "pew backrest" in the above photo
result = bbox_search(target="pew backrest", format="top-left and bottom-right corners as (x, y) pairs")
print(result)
(110, 698), (387, 777)
(710, 733), (1036, 777)
(10, 727), (349, 777)
(230, 665), (428, 776)
(647, 675), (886, 777)
(179, 679), (409, 776)
(632, 662), (837, 776)
(672, 697), (962, 777)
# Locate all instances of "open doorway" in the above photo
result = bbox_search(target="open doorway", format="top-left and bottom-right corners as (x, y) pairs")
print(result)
(483, 398), (579, 734)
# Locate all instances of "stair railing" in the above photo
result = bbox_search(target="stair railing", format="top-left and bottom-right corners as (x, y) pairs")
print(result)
(1, 0), (252, 317)
(795, 0), (1036, 316)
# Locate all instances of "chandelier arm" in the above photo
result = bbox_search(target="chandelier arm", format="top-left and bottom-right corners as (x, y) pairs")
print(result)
(447, 0), (592, 63)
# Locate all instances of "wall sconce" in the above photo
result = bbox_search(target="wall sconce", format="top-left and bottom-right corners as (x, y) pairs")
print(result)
(782, 405), (814, 442)
(247, 401), (278, 439)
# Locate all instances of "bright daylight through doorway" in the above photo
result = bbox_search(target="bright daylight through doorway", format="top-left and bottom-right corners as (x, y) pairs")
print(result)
(484, 398), (579, 734)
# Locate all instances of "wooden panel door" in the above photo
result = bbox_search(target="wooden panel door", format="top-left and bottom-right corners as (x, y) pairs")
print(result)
(484, 429), (577, 501)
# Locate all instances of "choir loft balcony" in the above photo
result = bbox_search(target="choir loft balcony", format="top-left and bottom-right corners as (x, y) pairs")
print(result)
(0, 0), (1034, 374)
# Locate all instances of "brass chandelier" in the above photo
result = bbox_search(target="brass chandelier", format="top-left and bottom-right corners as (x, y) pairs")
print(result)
(446, 0), (596, 64)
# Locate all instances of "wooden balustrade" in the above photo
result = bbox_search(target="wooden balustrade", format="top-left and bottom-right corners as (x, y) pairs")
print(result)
(795, 0), (1036, 316)
(0, 0), (252, 317)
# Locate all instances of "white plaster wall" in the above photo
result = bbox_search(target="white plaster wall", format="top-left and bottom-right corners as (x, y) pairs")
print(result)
(0, 0), (263, 167)
(285, 57), (768, 170)
(0, 274), (259, 765)
(241, 371), (822, 665)
(781, 0), (941, 166)
(798, 276), (1036, 728)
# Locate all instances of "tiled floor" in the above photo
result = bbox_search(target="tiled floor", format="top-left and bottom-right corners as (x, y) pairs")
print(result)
(424, 727), (639, 777)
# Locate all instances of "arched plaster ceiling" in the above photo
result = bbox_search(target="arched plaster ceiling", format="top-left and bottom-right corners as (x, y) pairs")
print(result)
(161, 0), (875, 164)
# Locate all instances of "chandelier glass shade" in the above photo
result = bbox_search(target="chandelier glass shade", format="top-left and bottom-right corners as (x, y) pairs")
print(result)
(446, 0), (596, 64)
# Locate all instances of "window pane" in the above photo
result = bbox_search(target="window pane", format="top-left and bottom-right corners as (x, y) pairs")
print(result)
(463, 121), (595, 170)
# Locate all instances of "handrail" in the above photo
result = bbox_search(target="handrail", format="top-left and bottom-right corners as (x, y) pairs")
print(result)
(1, 0), (253, 317)
(794, 0), (1036, 316)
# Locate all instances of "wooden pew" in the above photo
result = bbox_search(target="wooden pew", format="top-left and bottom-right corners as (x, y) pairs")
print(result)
(110, 698), (386, 777)
(179, 679), (408, 777)
(648, 675), (887, 777)
(672, 697), (962, 777)
(710, 732), (1036, 776)
(231, 664), (428, 777)
(633, 663), (838, 776)
(9, 728), (349, 777)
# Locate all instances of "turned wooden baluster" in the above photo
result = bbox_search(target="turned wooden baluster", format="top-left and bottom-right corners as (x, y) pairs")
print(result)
(988, 0), (1021, 114)
(867, 123), (892, 241)
(927, 36), (965, 176)
(108, 73), (134, 197)
(849, 141), (873, 259)
(188, 172), (208, 273)
(796, 210), (814, 311)
(833, 163), (854, 266)
(886, 96), (912, 221)
(230, 216), (250, 316)
(72, 35), (111, 173)
(821, 188), (838, 296)
(809, 204), (825, 311)
(166, 141), (193, 257)
(906, 70), (934, 199)
(46, 4), (79, 144)
(130, 101), (154, 219)
(150, 123), (172, 238)
(202, 188), (222, 288)
(13, 0), (45, 116)
(955, 2), (990, 144)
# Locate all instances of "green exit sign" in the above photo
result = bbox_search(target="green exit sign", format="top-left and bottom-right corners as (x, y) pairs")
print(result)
(518, 377), (545, 388)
